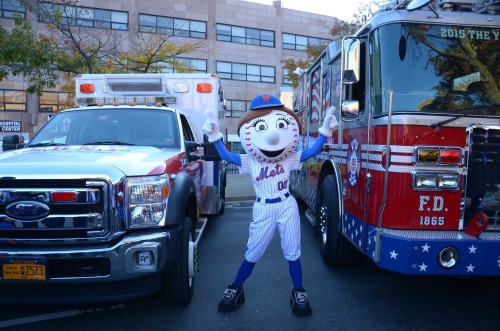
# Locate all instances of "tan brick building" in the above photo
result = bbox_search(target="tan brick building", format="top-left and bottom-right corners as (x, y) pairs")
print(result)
(0, 0), (337, 146)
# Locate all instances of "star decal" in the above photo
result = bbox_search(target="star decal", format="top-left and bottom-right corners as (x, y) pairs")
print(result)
(390, 250), (398, 259)
(468, 245), (477, 254)
(466, 264), (475, 273)
(421, 243), (431, 252)
(419, 263), (428, 272)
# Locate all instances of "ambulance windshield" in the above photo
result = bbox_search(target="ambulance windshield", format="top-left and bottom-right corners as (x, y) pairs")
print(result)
(371, 23), (500, 115)
(28, 108), (180, 149)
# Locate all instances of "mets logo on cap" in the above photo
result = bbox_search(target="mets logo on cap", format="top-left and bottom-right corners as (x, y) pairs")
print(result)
(249, 94), (284, 110)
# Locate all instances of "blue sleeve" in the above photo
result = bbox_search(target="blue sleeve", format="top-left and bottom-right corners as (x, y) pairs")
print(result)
(300, 135), (327, 162)
(214, 140), (241, 166)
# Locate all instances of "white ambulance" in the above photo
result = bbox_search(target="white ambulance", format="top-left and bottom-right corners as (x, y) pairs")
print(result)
(0, 73), (227, 304)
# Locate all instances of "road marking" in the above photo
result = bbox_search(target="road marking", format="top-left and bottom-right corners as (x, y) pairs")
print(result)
(0, 310), (83, 328)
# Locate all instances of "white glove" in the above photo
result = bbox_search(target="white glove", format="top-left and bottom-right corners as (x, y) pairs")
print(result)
(318, 106), (339, 137)
(202, 119), (223, 142)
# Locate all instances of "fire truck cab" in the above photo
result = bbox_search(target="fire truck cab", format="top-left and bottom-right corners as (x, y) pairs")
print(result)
(0, 73), (227, 303)
(291, 0), (500, 275)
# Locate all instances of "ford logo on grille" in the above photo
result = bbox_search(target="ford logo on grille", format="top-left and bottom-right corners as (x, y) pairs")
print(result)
(5, 201), (50, 221)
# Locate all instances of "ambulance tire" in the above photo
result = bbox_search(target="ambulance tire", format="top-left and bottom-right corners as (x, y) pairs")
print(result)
(163, 216), (195, 304)
(318, 175), (360, 266)
(218, 173), (226, 215)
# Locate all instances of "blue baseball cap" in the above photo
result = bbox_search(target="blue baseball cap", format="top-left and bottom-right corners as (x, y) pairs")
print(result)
(249, 94), (284, 110)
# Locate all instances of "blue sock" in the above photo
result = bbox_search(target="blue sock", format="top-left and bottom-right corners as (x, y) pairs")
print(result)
(233, 259), (255, 287)
(288, 259), (303, 290)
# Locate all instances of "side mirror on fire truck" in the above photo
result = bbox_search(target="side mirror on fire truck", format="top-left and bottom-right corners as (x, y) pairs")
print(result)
(342, 38), (360, 84)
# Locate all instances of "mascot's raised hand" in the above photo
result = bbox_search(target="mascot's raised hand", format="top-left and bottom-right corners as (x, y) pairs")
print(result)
(318, 106), (339, 137)
(202, 119), (223, 142)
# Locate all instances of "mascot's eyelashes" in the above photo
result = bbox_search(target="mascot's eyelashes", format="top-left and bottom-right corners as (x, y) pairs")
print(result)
(250, 118), (268, 131)
(276, 117), (291, 129)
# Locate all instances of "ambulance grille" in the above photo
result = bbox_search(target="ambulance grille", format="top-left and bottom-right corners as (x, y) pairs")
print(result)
(0, 179), (109, 241)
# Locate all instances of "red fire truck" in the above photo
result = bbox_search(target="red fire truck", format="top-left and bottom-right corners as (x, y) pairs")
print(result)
(291, 0), (500, 276)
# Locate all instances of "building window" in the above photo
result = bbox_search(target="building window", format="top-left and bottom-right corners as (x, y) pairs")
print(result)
(225, 99), (250, 118)
(216, 24), (274, 47)
(0, 90), (26, 111)
(40, 3), (128, 30)
(155, 58), (207, 73)
(39, 91), (69, 113)
(139, 14), (206, 39)
(283, 33), (330, 51)
(217, 61), (275, 83)
(0, 0), (25, 18)
(282, 68), (292, 85)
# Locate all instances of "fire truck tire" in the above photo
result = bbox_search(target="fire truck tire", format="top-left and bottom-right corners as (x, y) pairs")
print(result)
(318, 175), (360, 266)
(162, 216), (196, 304)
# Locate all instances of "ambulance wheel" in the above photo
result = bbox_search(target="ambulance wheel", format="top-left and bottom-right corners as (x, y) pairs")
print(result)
(162, 216), (196, 304)
(218, 173), (226, 215)
(318, 175), (360, 266)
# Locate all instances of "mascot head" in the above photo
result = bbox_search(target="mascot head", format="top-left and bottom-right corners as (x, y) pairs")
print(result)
(237, 94), (302, 163)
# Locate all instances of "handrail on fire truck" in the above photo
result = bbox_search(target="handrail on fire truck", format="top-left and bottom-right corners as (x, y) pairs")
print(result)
(369, 0), (500, 15)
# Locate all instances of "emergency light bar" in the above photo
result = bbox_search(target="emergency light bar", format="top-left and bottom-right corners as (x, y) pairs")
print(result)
(75, 74), (214, 106)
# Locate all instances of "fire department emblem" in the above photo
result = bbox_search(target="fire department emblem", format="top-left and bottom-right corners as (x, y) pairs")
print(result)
(347, 139), (361, 186)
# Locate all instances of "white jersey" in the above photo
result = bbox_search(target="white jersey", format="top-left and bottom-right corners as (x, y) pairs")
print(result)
(239, 152), (302, 200)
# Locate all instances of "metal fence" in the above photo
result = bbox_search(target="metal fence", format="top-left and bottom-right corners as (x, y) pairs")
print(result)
(226, 162), (239, 174)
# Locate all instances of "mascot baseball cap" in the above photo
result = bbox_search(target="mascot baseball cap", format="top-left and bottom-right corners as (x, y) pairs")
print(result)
(249, 94), (284, 110)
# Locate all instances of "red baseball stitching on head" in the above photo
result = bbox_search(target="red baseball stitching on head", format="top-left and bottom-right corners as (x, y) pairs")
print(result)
(246, 143), (251, 146)
(245, 138), (250, 141)
(253, 153), (257, 156)
(248, 148), (253, 151)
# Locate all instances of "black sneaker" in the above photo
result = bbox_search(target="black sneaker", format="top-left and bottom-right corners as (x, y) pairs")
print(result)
(218, 284), (245, 312)
(290, 287), (312, 316)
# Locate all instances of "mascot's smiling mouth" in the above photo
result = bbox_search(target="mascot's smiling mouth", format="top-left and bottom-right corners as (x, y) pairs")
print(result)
(260, 148), (285, 158)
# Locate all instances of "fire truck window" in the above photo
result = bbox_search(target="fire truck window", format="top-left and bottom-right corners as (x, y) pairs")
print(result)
(345, 42), (366, 112)
(371, 23), (500, 115)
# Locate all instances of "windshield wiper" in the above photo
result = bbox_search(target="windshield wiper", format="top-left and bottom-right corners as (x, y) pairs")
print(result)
(83, 141), (135, 146)
(28, 142), (67, 147)
(430, 114), (465, 128)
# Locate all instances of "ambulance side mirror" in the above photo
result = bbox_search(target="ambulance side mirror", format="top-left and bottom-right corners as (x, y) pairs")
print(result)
(185, 140), (222, 162)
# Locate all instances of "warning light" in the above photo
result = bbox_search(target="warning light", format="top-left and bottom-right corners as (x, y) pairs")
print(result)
(80, 84), (95, 94)
(51, 191), (77, 202)
(197, 83), (213, 93)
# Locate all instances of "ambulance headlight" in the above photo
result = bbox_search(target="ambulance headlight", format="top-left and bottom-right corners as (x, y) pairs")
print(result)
(127, 176), (169, 228)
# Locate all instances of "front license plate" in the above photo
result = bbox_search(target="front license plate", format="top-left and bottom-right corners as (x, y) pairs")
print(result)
(2, 257), (47, 281)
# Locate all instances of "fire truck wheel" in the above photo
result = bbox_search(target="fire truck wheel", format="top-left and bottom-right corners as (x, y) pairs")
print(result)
(318, 175), (360, 266)
(162, 216), (196, 304)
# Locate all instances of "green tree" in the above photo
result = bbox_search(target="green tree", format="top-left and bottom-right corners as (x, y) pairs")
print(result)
(0, 16), (58, 95)
(0, 0), (209, 102)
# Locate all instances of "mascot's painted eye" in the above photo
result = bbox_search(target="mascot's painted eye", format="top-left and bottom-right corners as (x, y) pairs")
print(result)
(251, 119), (268, 132)
(276, 117), (290, 129)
